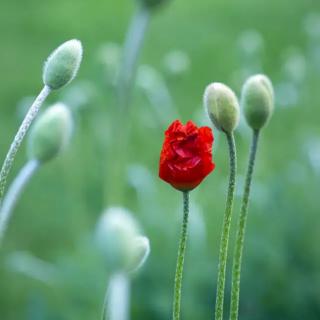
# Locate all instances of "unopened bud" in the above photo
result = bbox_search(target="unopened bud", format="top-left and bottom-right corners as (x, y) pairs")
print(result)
(204, 83), (240, 133)
(241, 74), (274, 130)
(43, 39), (83, 90)
(129, 236), (150, 272)
(95, 207), (150, 273)
(28, 103), (73, 162)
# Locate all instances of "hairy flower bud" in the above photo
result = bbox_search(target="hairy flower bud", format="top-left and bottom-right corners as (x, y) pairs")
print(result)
(137, 0), (170, 9)
(43, 39), (83, 90)
(95, 207), (149, 273)
(28, 103), (73, 162)
(241, 74), (274, 130)
(204, 83), (240, 133)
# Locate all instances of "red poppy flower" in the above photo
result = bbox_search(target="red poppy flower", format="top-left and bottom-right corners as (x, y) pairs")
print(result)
(159, 120), (215, 191)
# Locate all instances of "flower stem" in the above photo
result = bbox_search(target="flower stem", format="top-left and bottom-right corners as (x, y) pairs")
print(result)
(0, 159), (40, 244)
(229, 130), (260, 320)
(106, 5), (150, 205)
(215, 131), (237, 320)
(117, 5), (151, 111)
(0, 85), (51, 203)
(173, 191), (189, 320)
(101, 273), (130, 320)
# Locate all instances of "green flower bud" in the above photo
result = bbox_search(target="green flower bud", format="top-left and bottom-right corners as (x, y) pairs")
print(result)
(28, 103), (73, 162)
(204, 83), (240, 133)
(137, 0), (170, 9)
(129, 236), (150, 272)
(43, 39), (83, 90)
(95, 207), (150, 273)
(241, 74), (274, 130)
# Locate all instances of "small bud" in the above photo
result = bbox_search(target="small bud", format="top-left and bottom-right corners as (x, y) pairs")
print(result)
(137, 0), (170, 9)
(28, 103), (73, 162)
(95, 207), (150, 273)
(241, 74), (274, 130)
(43, 39), (83, 90)
(129, 236), (150, 272)
(204, 83), (240, 133)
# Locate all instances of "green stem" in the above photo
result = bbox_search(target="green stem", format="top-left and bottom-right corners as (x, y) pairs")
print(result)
(106, 5), (150, 205)
(229, 130), (260, 320)
(0, 159), (40, 244)
(101, 273), (130, 320)
(117, 4), (151, 111)
(0, 85), (51, 204)
(215, 131), (237, 320)
(173, 191), (190, 320)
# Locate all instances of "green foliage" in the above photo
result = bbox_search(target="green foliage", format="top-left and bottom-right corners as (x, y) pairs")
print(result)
(0, 0), (320, 320)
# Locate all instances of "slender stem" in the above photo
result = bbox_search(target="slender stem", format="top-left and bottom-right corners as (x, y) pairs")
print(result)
(101, 273), (130, 320)
(106, 5), (150, 205)
(0, 159), (40, 244)
(229, 130), (260, 320)
(173, 191), (189, 320)
(117, 5), (151, 111)
(215, 132), (237, 320)
(0, 85), (51, 203)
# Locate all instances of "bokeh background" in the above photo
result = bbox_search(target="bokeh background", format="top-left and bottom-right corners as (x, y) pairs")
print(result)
(1, 0), (320, 319)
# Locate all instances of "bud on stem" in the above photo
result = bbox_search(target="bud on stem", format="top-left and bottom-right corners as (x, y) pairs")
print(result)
(28, 103), (73, 163)
(241, 74), (274, 130)
(43, 39), (83, 90)
(204, 83), (240, 133)
(95, 207), (150, 273)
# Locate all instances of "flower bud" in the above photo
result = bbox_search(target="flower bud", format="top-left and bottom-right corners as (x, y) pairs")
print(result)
(95, 207), (149, 273)
(129, 236), (150, 272)
(28, 103), (73, 162)
(43, 39), (83, 90)
(204, 83), (240, 133)
(241, 74), (274, 130)
(137, 0), (170, 9)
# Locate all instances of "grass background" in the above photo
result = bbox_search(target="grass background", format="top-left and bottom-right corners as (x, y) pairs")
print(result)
(1, 0), (320, 319)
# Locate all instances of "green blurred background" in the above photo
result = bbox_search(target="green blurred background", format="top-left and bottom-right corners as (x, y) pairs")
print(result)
(1, 0), (320, 319)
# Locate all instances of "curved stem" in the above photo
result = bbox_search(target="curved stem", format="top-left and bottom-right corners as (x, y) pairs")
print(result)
(101, 273), (130, 320)
(173, 191), (189, 320)
(229, 130), (260, 320)
(215, 132), (237, 320)
(0, 85), (51, 203)
(0, 159), (40, 244)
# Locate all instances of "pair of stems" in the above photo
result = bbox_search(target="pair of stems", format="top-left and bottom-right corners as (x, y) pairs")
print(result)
(215, 130), (260, 320)
(0, 85), (51, 244)
(0, 85), (50, 203)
